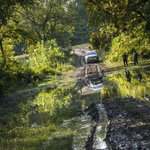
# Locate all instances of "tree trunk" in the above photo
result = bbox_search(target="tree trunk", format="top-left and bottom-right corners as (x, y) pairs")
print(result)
(0, 39), (6, 67)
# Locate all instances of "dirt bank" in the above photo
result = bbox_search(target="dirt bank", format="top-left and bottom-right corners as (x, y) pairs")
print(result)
(73, 46), (150, 149)
(102, 97), (150, 149)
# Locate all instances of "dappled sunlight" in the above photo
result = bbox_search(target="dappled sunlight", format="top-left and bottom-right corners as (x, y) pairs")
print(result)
(0, 79), (83, 150)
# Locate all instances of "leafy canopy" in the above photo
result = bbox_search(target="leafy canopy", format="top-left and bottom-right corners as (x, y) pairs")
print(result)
(84, 0), (149, 32)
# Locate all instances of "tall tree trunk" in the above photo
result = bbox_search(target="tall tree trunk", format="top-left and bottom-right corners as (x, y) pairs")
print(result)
(0, 39), (6, 67)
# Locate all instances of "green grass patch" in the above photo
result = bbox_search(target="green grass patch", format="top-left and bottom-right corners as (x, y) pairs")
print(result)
(101, 59), (150, 73)
(0, 79), (82, 150)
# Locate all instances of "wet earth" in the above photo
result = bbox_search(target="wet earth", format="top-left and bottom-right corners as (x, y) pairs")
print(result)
(72, 47), (150, 150)
(103, 97), (150, 150)
(1, 46), (150, 150)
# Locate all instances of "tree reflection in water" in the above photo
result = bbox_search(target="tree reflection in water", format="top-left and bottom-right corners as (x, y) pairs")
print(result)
(101, 67), (150, 100)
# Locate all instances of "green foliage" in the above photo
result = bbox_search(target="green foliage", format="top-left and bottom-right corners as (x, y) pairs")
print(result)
(89, 26), (120, 51)
(0, 80), (81, 150)
(28, 40), (65, 74)
(84, 0), (150, 61)
(69, 0), (99, 46)
(108, 24), (150, 63)
(90, 32), (101, 50)
(0, 0), (35, 66)
(0, 39), (77, 95)
(84, 0), (149, 32)
(0, 38), (15, 65)
(15, 0), (78, 47)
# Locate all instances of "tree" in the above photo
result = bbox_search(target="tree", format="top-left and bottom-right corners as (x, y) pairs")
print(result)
(69, 0), (99, 46)
(84, 0), (150, 51)
(0, 0), (34, 66)
(15, 0), (77, 47)
(84, 0), (149, 32)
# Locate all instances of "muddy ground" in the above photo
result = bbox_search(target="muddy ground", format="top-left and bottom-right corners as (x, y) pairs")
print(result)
(73, 47), (150, 150)
(72, 47), (102, 94)
(103, 97), (150, 150)
(2, 46), (150, 150)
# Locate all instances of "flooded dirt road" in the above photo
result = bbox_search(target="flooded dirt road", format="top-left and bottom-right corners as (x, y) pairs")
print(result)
(72, 46), (150, 150)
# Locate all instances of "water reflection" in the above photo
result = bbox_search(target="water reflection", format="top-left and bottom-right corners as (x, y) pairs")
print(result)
(93, 104), (108, 150)
(125, 70), (132, 83)
(102, 67), (150, 100)
(72, 114), (93, 150)
(136, 69), (142, 82)
(90, 77), (103, 91)
(72, 104), (108, 150)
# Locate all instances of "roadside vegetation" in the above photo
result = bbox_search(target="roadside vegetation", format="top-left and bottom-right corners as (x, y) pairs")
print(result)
(1, 0), (150, 150)
(0, 79), (83, 150)
(84, 0), (150, 67)
(0, 40), (77, 96)
(0, 1), (92, 149)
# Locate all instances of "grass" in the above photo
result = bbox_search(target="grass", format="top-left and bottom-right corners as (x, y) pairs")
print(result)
(101, 59), (150, 73)
(0, 79), (82, 150)
(2, 43), (150, 150)
(0, 46), (80, 150)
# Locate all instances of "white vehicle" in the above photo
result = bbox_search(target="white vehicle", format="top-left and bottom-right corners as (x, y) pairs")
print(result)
(85, 51), (99, 64)
(90, 79), (103, 91)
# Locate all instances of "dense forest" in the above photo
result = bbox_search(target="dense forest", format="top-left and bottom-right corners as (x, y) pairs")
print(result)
(84, 0), (150, 62)
(1, 1), (150, 149)
(1, 0), (150, 95)
(0, 0), (96, 56)
(0, 0), (97, 95)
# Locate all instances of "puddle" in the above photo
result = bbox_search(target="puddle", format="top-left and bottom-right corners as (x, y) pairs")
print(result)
(72, 104), (108, 150)
(89, 78), (103, 91)
(73, 66), (150, 150)
(93, 104), (108, 150)
(102, 67), (150, 100)
(72, 114), (93, 150)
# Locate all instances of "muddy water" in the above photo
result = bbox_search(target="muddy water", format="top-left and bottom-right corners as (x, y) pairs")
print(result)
(102, 67), (150, 100)
(72, 66), (150, 150)
(72, 106), (108, 150)
(72, 90), (108, 150)
(93, 104), (108, 150)
(72, 114), (93, 150)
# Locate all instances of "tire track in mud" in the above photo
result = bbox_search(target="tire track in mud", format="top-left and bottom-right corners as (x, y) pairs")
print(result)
(73, 48), (102, 79)
(73, 48), (106, 150)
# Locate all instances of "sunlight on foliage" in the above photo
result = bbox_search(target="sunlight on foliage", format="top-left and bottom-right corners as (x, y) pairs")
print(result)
(28, 40), (64, 74)
(102, 68), (150, 101)
(0, 79), (81, 150)
(108, 24), (150, 63)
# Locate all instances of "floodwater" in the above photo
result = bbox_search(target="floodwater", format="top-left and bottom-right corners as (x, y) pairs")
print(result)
(101, 66), (150, 100)
(72, 66), (150, 150)
(72, 104), (108, 150)
(93, 104), (108, 150)
(72, 83), (108, 150)
(54, 66), (150, 150)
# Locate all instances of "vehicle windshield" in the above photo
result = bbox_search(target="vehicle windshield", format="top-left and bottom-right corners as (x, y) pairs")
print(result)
(86, 51), (96, 55)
